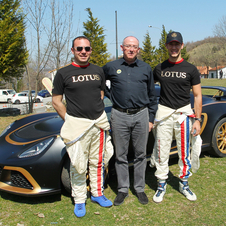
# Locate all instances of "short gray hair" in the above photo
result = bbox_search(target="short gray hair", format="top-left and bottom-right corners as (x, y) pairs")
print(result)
(122, 36), (139, 46)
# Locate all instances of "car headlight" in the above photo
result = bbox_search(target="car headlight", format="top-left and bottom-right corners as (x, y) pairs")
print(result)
(19, 137), (54, 158)
(0, 122), (14, 137)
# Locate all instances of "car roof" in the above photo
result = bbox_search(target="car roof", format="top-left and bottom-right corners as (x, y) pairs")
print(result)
(21, 90), (35, 92)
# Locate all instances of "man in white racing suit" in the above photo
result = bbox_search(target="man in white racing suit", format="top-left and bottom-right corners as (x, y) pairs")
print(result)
(151, 31), (202, 203)
(52, 36), (113, 218)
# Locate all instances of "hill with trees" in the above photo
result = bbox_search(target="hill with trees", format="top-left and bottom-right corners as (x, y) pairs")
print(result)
(186, 36), (226, 67)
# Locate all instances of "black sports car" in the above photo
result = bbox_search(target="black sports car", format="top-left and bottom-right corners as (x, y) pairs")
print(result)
(0, 85), (226, 196)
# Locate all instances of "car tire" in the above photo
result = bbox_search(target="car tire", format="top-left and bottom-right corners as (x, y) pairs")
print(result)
(7, 99), (12, 104)
(15, 100), (20, 104)
(211, 118), (226, 157)
(61, 156), (109, 194)
(61, 157), (71, 194)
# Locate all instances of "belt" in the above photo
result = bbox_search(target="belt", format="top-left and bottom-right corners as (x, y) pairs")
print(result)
(113, 105), (146, 115)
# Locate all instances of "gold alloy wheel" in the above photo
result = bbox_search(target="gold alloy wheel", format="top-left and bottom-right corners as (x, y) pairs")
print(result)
(216, 121), (226, 154)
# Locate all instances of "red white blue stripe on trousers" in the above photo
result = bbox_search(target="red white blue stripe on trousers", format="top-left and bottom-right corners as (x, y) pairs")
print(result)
(96, 129), (108, 197)
(180, 116), (191, 179)
(97, 129), (104, 196)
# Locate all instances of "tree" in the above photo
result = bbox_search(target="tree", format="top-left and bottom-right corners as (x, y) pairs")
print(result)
(189, 43), (213, 75)
(49, 0), (74, 69)
(23, 0), (54, 112)
(156, 25), (168, 63)
(140, 31), (157, 69)
(24, 0), (53, 88)
(188, 42), (224, 72)
(83, 8), (110, 67)
(211, 45), (223, 78)
(0, 0), (28, 82)
(181, 45), (189, 61)
(213, 15), (226, 39)
(213, 15), (226, 64)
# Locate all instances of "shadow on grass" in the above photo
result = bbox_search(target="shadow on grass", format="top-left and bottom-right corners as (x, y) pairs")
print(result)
(0, 191), (62, 204)
(106, 160), (175, 197)
(0, 185), (73, 205)
(107, 150), (210, 197)
(145, 157), (180, 193)
(0, 151), (210, 205)
(146, 151), (210, 193)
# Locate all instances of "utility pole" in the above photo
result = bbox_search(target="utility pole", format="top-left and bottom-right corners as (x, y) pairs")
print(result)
(115, 11), (118, 59)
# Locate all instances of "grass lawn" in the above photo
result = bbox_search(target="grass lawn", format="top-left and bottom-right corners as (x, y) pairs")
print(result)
(0, 79), (226, 225)
(0, 156), (226, 225)
(201, 78), (226, 87)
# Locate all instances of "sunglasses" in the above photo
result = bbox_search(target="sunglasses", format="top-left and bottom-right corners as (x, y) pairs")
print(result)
(74, 46), (91, 52)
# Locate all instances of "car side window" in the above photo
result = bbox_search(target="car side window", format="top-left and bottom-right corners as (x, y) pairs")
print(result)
(3, 91), (7, 95)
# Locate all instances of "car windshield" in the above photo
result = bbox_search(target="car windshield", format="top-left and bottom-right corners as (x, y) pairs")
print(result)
(8, 90), (16, 94)
(18, 93), (26, 96)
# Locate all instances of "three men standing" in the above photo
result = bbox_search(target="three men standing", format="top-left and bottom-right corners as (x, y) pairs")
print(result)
(52, 31), (201, 218)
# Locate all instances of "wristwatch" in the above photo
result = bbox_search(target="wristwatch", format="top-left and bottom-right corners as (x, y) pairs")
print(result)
(195, 117), (202, 123)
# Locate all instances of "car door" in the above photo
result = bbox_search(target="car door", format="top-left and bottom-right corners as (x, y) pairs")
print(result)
(2, 91), (8, 102)
(19, 93), (29, 103)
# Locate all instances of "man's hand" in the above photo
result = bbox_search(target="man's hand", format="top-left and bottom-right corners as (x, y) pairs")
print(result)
(191, 120), (201, 136)
(149, 122), (154, 132)
(52, 94), (66, 120)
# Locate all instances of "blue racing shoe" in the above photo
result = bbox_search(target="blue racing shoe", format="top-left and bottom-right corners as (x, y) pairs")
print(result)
(153, 181), (167, 203)
(179, 180), (197, 201)
(91, 195), (113, 207)
(74, 203), (86, 218)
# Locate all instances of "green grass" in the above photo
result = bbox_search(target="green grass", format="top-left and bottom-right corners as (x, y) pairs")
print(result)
(201, 78), (226, 87)
(0, 156), (226, 225)
(0, 79), (226, 225)
(201, 79), (226, 95)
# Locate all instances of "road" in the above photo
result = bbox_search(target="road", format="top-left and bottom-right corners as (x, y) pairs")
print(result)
(0, 97), (52, 114)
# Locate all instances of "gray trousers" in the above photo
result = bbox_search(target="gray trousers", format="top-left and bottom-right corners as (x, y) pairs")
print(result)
(111, 107), (149, 193)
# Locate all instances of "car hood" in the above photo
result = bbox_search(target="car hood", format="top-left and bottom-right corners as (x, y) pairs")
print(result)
(0, 113), (63, 160)
(3, 113), (63, 144)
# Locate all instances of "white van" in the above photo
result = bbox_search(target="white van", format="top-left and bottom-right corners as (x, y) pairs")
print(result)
(0, 89), (16, 103)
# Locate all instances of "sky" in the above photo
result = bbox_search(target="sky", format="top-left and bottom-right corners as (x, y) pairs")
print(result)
(26, 0), (226, 59)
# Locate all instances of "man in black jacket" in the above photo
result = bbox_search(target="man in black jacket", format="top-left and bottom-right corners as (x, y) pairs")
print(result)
(103, 36), (157, 206)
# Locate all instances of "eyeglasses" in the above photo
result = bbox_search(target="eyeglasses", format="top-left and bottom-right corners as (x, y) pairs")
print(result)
(123, 45), (139, 50)
(74, 46), (91, 52)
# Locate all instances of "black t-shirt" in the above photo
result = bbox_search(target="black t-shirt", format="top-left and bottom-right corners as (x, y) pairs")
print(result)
(52, 62), (105, 120)
(154, 59), (200, 109)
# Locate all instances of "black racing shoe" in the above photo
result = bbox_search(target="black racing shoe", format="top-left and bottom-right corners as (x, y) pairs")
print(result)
(136, 192), (149, 205)
(114, 192), (128, 206)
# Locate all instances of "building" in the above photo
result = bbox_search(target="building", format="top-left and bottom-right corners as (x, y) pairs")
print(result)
(197, 66), (212, 78)
(208, 66), (226, 79)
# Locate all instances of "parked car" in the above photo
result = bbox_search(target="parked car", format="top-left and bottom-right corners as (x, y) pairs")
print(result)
(0, 89), (16, 103)
(21, 90), (36, 97)
(38, 89), (51, 98)
(10, 92), (43, 104)
(0, 85), (226, 196)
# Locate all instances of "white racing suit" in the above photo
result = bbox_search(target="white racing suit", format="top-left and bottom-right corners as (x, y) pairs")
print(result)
(60, 111), (113, 203)
(150, 104), (202, 181)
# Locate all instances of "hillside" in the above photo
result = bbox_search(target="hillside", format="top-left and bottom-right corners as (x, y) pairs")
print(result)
(185, 37), (226, 67)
